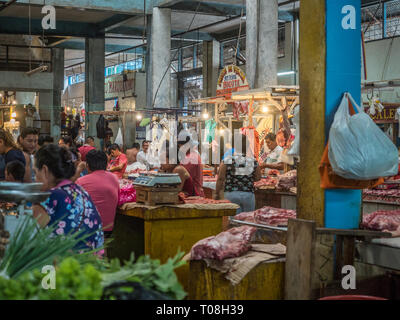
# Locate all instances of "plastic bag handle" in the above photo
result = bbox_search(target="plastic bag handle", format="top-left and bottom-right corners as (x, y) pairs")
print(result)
(345, 92), (363, 114)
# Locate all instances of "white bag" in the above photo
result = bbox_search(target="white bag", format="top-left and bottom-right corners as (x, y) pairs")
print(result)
(288, 105), (300, 157)
(328, 92), (398, 180)
(115, 127), (123, 147)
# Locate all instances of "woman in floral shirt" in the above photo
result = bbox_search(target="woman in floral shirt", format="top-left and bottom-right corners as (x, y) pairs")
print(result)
(33, 144), (104, 251)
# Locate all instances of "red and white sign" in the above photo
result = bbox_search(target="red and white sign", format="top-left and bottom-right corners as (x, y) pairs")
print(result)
(216, 65), (249, 97)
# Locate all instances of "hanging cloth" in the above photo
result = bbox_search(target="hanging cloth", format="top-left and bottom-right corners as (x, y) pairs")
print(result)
(240, 126), (260, 161)
(205, 119), (217, 143)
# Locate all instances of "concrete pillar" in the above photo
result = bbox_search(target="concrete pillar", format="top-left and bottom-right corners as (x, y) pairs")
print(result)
(52, 48), (64, 140)
(145, 14), (153, 109)
(246, 0), (278, 89)
(85, 38), (105, 140)
(151, 8), (171, 109)
(39, 48), (63, 140)
(202, 40), (220, 98)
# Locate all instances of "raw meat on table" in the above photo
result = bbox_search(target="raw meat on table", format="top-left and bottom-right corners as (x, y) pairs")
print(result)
(234, 206), (296, 226)
(362, 210), (400, 231)
(254, 177), (278, 189)
(190, 226), (257, 261)
(277, 170), (297, 191)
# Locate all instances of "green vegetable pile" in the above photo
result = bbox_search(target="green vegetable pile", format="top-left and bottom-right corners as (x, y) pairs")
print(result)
(0, 258), (103, 300)
(100, 252), (187, 300)
(0, 216), (187, 300)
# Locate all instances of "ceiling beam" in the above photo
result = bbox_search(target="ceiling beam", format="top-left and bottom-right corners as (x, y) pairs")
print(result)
(0, 16), (100, 37)
(111, 26), (214, 41)
(58, 40), (146, 54)
(0, 0), (17, 12)
(96, 14), (139, 33)
(0, 0), (151, 14)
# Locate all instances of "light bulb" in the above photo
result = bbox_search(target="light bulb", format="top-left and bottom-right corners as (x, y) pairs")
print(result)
(262, 106), (270, 113)
(11, 112), (16, 118)
(202, 113), (209, 119)
(12, 100), (17, 105)
(219, 128), (225, 135)
(136, 114), (142, 120)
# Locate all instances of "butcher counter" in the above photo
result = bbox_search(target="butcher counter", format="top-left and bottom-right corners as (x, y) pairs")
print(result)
(108, 202), (239, 292)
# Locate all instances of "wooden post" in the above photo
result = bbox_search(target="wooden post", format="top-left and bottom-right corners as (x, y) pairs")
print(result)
(298, 0), (362, 228)
(285, 219), (317, 300)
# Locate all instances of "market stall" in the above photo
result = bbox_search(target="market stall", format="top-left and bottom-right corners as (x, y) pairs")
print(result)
(109, 201), (239, 292)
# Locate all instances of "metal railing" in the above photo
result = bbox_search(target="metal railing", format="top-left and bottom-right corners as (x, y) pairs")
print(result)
(0, 44), (52, 72)
(362, 0), (400, 41)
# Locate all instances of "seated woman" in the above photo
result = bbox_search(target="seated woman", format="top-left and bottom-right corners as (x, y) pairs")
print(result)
(216, 134), (262, 213)
(160, 151), (197, 196)
(5, 160), (25, 183)
(33, 144), (104, 251)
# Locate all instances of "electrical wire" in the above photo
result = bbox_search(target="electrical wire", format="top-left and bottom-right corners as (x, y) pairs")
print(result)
(363, 0), (383, 34)
(234, 1), (245, 65)
(28, 0), (32, 71)
(151, 2), (201, 109)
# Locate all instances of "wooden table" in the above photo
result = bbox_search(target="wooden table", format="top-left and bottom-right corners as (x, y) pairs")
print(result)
(189, 259), (285, 300)
(109, 202), (239, 292)
(255, 189), (296, 210)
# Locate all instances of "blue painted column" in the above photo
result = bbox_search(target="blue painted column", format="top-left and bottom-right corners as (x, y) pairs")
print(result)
(324, 0), (362, 229)
(193, 44), (197, 69)
(383, 2), (387, 38)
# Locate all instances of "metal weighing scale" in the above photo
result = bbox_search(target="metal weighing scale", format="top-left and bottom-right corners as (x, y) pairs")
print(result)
(0, 182), (51, 244)
(133, 173), (182, 205)
(133, 173), (182, 188)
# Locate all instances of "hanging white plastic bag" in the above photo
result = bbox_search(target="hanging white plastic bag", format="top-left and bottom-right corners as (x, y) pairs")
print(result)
(328, 92), (398, 180)
(115, 127), (123, 147)
(288, 105), (300, 157)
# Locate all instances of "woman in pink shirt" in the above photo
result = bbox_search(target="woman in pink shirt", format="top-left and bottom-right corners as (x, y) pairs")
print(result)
(107, 144), (128, 179)
(77, 150), (120, 237)
(178, 137), (204, 197)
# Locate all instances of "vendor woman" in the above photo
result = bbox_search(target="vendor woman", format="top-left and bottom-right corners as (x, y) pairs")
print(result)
(216, 134), (262, 213)
(259, 132), (284, 174)
(160, 150), (197, 196)
(33, 144), (104, 251)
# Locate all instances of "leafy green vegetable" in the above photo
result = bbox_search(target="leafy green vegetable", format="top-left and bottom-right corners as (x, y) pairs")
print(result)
(0, 257), (103, 300)
(100, 251), (187, 300)
(0, 215), (99, 279)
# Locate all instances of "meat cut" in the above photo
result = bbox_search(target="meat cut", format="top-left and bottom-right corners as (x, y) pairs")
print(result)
(277, 170), (297, 191)
(234, 206), (296, 227)
(362, 210), (400, 231)
(254, 177), (278, 189)
(254, 206), (296, 226)
(190, 226), (257, 261)
(178, 193), (231, 204)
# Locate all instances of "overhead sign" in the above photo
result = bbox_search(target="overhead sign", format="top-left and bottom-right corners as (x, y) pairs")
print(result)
(216, 65), (249, 97)
(105, 72), (135, 100)
(364, 105), (398, 123)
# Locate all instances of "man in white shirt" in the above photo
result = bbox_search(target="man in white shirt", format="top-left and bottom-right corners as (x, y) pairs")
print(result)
(137, 140), (160, 170)
(260, 133), (284, 174)
(32, 107), (41, 131)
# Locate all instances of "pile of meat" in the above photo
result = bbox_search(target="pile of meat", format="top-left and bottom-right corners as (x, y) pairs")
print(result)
(276, 170), (297, 191)
(178, 193), (231, 204)
(234, 206), (296, 227)
(190, 226), (256, 261)
(118, 180), (136, 206)
(363, 189), (400, 204)
(362, 210), (400, 231)
(254, 176), (278, 189)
